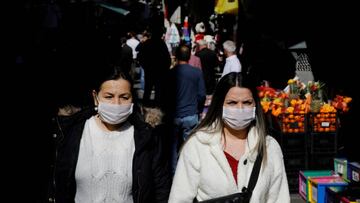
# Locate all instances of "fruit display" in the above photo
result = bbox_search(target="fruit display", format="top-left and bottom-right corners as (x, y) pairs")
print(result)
(257, 79), (352, 134)
(331, 95), (352, 112)
(310, 113), (337, 133)
(280, 113), (306, 133)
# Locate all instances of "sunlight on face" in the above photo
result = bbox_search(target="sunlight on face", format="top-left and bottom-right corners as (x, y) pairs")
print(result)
(95, 79), (132, 105)
(223, 87), (255, 109)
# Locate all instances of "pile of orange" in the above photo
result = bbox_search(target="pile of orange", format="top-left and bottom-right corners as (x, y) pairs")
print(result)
(281, 113), (306, 133)
(311, 113), (337, 133)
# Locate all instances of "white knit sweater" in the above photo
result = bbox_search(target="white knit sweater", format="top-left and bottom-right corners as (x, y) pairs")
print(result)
(75, 116), (135, 203)
(169, 127), (290, 203)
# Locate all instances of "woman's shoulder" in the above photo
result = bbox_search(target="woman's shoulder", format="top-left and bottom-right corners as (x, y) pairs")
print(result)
(54, 106), (95, 132)
(56, 106), (95, 123)
(190, 129), (219, 144)
(265, 135), (283, 157)
(182, 129), (220, 152)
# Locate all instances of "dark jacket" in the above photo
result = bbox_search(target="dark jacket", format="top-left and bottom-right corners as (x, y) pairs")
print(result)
(119, 44), (133, 74)
(195, 48), (218, 95)
(52, 107), (170, 203)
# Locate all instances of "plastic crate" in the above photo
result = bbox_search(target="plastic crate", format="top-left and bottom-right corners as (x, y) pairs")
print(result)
(348, 162), (360, 183)
(327, 187), (360, 203)
(310, 113), (338, 133)
(309, 152), (336, 170)
(280, 113), (307, 133)
(298, 170), (334, 201)
(309, 176), (348, 203)
(334, 158), (348, 181)
(287, 171), (299, 193)
(284, 153), (307, 170)
(325, 186), (346, 203)
(339, 196), (359, 203)
(310, 132), (337, 153)
(338, 187), (360, 203)
(280, 133), (307, 153)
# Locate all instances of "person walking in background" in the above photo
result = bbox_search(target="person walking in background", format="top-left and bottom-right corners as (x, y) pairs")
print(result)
(136, 31), (151, 91)
(221, 40), (242, 77)
(119, 37), (133, 75)
(126, 31), (140, 60)
(166, 44), (206, 175)
(195, 39), (218, 95)
(137, 30), (171, 107)
(169, 72), (290, 202)
(52, 67), (170, 203)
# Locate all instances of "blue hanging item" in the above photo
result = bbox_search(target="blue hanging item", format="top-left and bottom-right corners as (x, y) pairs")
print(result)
(182, 16), (191, 45)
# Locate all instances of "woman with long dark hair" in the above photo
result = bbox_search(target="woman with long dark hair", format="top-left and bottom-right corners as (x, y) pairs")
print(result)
(169, 72), (290, 202)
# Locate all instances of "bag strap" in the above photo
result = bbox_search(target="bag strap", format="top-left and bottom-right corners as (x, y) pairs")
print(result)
(245, 152), (263, 193)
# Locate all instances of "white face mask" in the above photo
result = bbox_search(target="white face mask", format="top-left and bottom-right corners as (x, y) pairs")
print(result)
(97, 102), (134, 125)
(222, 106), (256, 130)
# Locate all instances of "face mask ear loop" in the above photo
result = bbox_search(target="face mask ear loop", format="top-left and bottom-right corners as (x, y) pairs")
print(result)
(94, 94), (100, 112)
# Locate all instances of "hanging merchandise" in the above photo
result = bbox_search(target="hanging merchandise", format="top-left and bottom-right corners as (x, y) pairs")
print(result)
(214, 0), (239, 15)
(169, 23), (180, 47)
(170, 6), (181, 24)
(190, 29), (195, 45)
(295, 53), (314, 84)
(194, 22), (205, 42)
(164, 18), (172, 52)
(182, 16), (191, 45)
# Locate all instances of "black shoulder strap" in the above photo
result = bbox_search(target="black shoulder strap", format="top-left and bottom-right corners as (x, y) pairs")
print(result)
(246, 152), (263, 193)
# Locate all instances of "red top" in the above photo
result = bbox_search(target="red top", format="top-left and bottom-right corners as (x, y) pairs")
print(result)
(224, 151), (239, 185)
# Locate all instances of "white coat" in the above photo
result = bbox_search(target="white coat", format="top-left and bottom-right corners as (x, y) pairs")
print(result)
(169, 126), (290, 203)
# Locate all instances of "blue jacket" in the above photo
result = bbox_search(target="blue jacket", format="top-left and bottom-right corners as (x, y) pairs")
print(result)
(169, 64), (206, 118)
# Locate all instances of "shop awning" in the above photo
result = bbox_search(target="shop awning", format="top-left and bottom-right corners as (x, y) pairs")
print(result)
(98, 2), (130, 16)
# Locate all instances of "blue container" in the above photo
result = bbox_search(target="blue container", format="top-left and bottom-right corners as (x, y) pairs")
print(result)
(309, 176), (348, 203)
(298, 170), (334, 201)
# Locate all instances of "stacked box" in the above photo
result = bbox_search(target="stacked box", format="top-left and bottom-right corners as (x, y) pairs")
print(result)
(281, 134), (307, 154)
(325, 186), (346, 203)
(309, 176), (348, 203)
(284, 153), (307, 193)
(287, 171), (300, 193)
(307, 114), (338, 171)
(310, 132), (337, 154)
(338, 188), (360, 203)
(298, 170), (334, 201)
(334, 158), (348, 181)
(326, 186), (360, 203)
(348, 162), (360, 183)
(309, 152), (336, 170)
(279, 114), (309, 193)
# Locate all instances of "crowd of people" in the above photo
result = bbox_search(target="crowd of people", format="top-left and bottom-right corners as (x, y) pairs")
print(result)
(47, 24), (291, 202)
(13, 1), (359, 202)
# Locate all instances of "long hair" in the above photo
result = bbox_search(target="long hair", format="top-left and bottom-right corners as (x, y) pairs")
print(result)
(192, 72), (268, 160)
